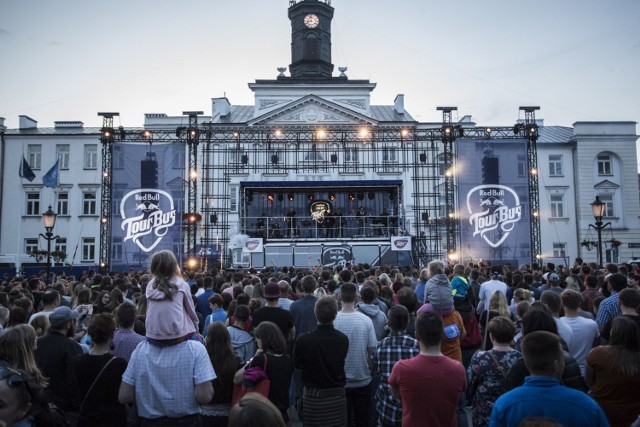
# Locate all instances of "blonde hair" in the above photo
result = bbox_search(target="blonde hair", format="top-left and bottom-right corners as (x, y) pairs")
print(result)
(0, 324), (48, 386)
(149, 250), (180, 300)
(565, 276), (581, 292)
(30, 315), (50, 337)
(313, 287), (327, 298)
(489, 290), (511, 318)
(514, 288), (534, 302)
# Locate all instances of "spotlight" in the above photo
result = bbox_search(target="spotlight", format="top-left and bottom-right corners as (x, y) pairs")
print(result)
(513, 124), (522, 135)
(308, 194), (315, 201)
(288, 193), (294, 201)
(277, 194), (284, 202)
(329, 194), (336, 201)
(267, 194), (274, 202)
(348, 194), (355, 201)
(357, 193), (364, 201)
(368, 192), (375, 200)
(176, 126), (186, 138)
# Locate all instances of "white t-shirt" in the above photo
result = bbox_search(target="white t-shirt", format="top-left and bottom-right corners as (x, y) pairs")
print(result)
(476, 280), (508, 314)
(559, 316), (599, 375)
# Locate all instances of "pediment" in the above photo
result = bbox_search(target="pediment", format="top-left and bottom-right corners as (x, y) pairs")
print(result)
(248, 95), (377, 126)
(594, 179), (620, 190)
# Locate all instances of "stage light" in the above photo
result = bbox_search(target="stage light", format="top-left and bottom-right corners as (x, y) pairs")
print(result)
(316, 129), (327, 139)
(486, 128), (492, 133)
(233, 132), (239, 138)
(103, 172), (109, 177)
(532, 211), (539, 218)
(187, 257), (198, 269)
(190, 169), (198, 180)
(530, 168), (537, 175)
(143, 130), (152, 138)
(267, 194), (274, 202)
(308, 194), (315, 201)
(348, 193), (355, 201)
(277, 194), (284, 202)
(359, 128), (369, 138)
(401, 129), (409, 137)
(445, 168), (453, 177)
(513, 124), (522, 135)
(368, 192), (375, 200)
(288, 193), (294, 201)
(176, 126), (186, 138)
(358, 193), (364, 201)
(101, 217), (107, 224)
(274, 129), (282, 137)
(329, 194), (336, 201)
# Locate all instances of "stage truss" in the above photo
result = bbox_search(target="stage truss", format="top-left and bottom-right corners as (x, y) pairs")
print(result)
(98, 108), (541, 271)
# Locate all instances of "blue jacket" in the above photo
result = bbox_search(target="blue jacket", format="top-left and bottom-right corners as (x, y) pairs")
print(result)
(490, 376), (610, 427)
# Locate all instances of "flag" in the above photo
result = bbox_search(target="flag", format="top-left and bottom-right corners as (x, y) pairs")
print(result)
(19, 156), (36, 182)
(43, 160), (59, 188)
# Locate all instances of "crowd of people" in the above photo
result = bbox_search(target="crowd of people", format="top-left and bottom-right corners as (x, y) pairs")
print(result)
(0, 253), (639, 427)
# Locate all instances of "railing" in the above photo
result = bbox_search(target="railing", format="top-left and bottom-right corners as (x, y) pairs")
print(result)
(242, 215), (404, 240)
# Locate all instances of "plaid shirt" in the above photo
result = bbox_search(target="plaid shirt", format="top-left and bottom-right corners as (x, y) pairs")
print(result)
(595, 292), (621, 327)
(372, 331), (420, 425)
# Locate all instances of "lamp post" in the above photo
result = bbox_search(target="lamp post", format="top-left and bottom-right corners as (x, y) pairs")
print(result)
(39, 205), (60, 284)
(589, 196), (610, 269)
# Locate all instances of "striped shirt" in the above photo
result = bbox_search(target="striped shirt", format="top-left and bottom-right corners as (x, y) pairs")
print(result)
(334, 310), (378, 388)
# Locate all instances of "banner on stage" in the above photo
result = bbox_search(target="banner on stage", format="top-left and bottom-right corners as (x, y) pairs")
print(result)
(456, 140), (531, 266)
(391, 236), (412, 251)
(244, 238), (264, 253)
(111, 142), (185, 268)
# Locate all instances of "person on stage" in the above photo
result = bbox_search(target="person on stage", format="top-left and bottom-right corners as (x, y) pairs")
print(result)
(285, 207), (298, 237)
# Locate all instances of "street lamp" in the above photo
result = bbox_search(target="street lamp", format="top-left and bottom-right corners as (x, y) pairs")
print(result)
(589, 196), (610, 269)
(39, 205), (60, 284)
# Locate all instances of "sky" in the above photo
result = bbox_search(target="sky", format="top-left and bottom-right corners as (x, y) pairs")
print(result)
(1, 0), (639, 131)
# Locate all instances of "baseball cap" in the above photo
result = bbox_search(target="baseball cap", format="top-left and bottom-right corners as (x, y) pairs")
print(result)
(264, 282), (280, 299)
(49, 306), (80, 327)
(547, 272), (560, 283)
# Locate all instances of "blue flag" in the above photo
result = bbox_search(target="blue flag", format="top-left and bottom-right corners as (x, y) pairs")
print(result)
(19, 156), (36, 182)
(43, 160), (59, 188)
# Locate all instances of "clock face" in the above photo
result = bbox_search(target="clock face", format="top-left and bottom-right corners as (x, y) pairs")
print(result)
(304, 14), (319, 28)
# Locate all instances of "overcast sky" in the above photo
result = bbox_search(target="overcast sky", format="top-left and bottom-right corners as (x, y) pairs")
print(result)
(1, 0), (638, 131)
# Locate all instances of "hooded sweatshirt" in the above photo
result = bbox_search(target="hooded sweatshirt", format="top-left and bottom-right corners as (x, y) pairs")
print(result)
(357, 303), (387, 340)
(145, 276), (199, 340)
(227, 325), (256, 363)
(424, 274), (454, 315)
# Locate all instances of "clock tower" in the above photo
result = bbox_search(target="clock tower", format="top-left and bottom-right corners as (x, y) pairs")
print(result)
(288, 0), (335, 79)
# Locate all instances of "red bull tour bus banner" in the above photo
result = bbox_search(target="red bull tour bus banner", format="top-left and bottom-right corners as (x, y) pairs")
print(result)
(455, 140), (532, 267)
(111, 143), (185, 269)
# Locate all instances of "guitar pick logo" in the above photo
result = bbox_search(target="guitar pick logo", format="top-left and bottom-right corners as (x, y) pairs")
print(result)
(393, 238), (409, 249)
(466, 185), (522, 248)
(120, 189), (177, 253)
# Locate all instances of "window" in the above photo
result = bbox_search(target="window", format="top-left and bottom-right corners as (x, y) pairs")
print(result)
(172, 144), (185, 169)
(517, 156), (527, 177)
(26, 193), (40, 216)
(28, 145), (42, 169)
(553, 243), (567, 258)
(57, 192), (69, 216)
(113, 146), (124, 169)
(345, 147), (358, 163)
(54, 238), (67, 254)
(82, 238), (95, 262)
(382, 147), (398, 163)
(56, 145), (70, 170)
(82, 192), (97, 215)
(112, 237), (123, 262)
(549, 155), (563, 176)
(597, 154), (612, 176)
(25, 238), (39, 254)
(230, 185), (238, 213)
(303, 151), (324, 162)
(599, 194), (615, 217)
(550, 194), (564, 218)
(84, 145), (98, 169)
